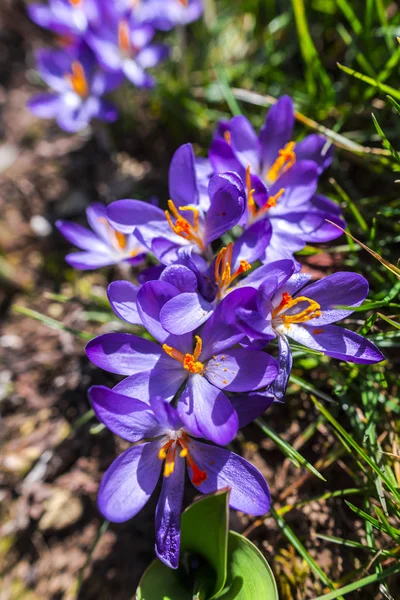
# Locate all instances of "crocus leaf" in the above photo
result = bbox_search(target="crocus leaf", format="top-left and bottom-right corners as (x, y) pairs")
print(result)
(136, 559), (190, 600)
(180, 488), (230, 599)
(213, 531), (279, 599)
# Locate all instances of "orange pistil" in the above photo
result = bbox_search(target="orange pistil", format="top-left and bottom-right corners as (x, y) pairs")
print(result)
(273, 292), (321, 326)
(266, 141), (296, 183)
(118, 19), (131, 55)
(158, 432), (207, 484)
(214, 242), (251, 298)
(246, 165), (284, 221)
(165, 200), (205, 250)
(223, 130), (231, 144)
(162, 335), (204, 375)
(67, 61), (88, 98)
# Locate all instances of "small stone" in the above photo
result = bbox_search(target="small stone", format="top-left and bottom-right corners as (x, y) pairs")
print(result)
(30, 215), (52, 237)
(38, 488), (83, 532)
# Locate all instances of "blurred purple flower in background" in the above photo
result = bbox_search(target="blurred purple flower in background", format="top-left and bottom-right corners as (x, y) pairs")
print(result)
(56, 203), (146, 269)
(89, 388), (270, 568)
(87, 15), (168, 88)
(28, 0), (102, 37)
(28, 45), (122, 131)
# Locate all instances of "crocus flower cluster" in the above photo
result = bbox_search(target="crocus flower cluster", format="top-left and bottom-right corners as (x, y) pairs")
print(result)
(59, 97), (384, 569)
(27, 0), (204, 131)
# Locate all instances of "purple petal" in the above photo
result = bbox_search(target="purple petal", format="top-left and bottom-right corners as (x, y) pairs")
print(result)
(98, 442), (161, 522)
(56, 220), (108, 253)
(160, 264), (198, 292)
(259, 96), (294, 172)
(230, 391), (274, 428)
(268, 161), (318, 211)
(231, 219), (272, 267)
(150, 396), (182, 430)
(168, 143), (199, 208)
(107, 199), (169, 236)
(107, 280), (142, 325)
(137, 281), (192, 350)
(178, 375), (238, 445)
(189, 440), (271, 515)
(295, 134), (333, 173)
(229, 115), (260, 172)
(297, 272), (369, 325)
(269, 334), (292, 401)
(65, 251), (118, 270)
(137, 43), (169, 69)
(122, 59), (155, 88)
(200, 288), (256, 358)
(236, 304), (275, 341)
(155, 454), (185, 569)
(113, 359), (187, 403)
(257, 260), (296, 299)
(204, 172), (245, 244)
(160, 292), (214, 335)
(28, 4), (53, 29)
(205, 348), (278, 392)
(86, 333), (163, 375)
(209, 138), (244, 179)
(27, 93), (62, 118)
(91, 70), (123, 95)
(285, 323), (385, 364)
(89, 386), (164, 442)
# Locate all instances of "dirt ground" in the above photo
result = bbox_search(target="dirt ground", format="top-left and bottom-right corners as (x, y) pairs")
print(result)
(0, 3), (398, 599)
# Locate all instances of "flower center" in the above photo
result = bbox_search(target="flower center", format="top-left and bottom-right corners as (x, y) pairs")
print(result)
(214, 241), (251, 299)
(164, 200), (205, 251)
(245, 165), (284, 222)
(67, 61), (88, 98)
(223, 130), (231, 144)
(69, 0), (81, 5)
(273, 292), (321, 327)
(158, 431), (207, 485)
(118, 19), (131, 55)
(162, 335), (204, 374)
(97, 217), (140, 256)
(266, 141), (296, 183)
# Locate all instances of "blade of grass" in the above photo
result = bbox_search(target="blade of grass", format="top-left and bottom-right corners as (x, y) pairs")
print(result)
(255, 418), (326, 481)
(12, 305), (92, 341)
(312, 564), (400, 600)
(337, 63), (400, 101)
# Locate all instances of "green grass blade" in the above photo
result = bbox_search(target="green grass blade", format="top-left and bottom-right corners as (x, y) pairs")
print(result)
(312, 564), (400, 600)
(13, 305), (92, 341)
(255, 418), (326, 481)
(337, 63), (400, 100)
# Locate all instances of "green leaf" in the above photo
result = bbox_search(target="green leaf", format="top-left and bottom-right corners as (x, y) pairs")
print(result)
(337, 63), (400, 101)
(214, 532), (278, 600)
(181, 488), (229, 598)
(136, 490), (230, 600)
(136, 560), (192, 600)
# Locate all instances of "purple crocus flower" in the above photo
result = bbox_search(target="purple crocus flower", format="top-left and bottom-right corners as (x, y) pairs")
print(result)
(89, 389), (271, 568)
(56, 202), (146, 269)
(132, 0), (204, 30)
(28, 45), (122, 132)
(86, 284), (278, 445)
(86, 13), (168, 88)
(237, 265), (385, 398)
(28, 0), (102, 37)
(208, 96), (345, 264)
(107, 144), (246, 264)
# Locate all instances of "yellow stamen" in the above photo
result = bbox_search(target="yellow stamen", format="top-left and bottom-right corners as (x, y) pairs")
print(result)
(158, 432), (207, 485)
(67, 61), (88, 98)
(245, 165), (284, 221)
(224, 130), (231, 144)
(162, 336), (204, 374)
(266, 141), (296, 183)
(118, 19), (131, 54)
(163, 442), (177, 477)
(165, 200), (205, 250)
(214, 242), (251, 298)
(274, 293), (321, 326)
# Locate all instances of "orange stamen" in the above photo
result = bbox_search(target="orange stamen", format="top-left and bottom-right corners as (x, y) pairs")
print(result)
(97, 217), (128, 252)
(67, 61), (88, 98)
(224, 130), (231, 144)
(178, 0), (189, 5)
(214, 242), (251, 298)
(163, 442), (177, 477)
(165, 200), (205, 250)
(118, 19), (131, 54)
(245, 165), (284, 221)
(69, 0), (81, 5)
(266, 141), (296, 183)
(274, 294), (321, 326)
(162, 336), (204, 374)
